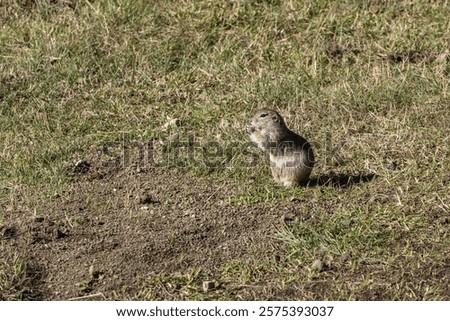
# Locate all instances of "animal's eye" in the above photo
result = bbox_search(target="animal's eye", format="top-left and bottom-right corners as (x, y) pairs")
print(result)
(260, 113), (268, 118)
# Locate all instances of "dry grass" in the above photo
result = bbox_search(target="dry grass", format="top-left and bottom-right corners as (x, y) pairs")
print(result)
(1, 0), (449, 300)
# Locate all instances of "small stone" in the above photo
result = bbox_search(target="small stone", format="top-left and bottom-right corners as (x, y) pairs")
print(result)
(140, 206), (149, 211)
(202, 280), (216, 292)
(311, 259), (324, 272)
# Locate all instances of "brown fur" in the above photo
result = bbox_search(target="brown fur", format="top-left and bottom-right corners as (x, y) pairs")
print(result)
(246, 109), (314, 187)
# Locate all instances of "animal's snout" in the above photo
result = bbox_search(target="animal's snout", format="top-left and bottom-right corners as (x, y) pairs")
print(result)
(245, 124), (255, 134)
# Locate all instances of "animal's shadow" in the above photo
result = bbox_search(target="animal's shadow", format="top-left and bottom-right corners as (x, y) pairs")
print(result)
(307, 172), (377, 188)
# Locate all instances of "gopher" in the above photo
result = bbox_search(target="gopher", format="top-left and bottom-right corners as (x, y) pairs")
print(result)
(246, 109), (314, 187)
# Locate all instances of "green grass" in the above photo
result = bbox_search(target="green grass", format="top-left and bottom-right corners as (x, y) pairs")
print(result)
(0, 254), (29, 300)
(1, 0), (449, 300)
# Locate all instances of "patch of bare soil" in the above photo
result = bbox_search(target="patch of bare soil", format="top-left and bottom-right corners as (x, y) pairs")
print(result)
(2, 147), (448, 300)
(1, 148), (293, 300)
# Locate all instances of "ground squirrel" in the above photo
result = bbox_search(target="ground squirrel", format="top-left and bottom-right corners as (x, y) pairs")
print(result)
(246, 109), (314, 187)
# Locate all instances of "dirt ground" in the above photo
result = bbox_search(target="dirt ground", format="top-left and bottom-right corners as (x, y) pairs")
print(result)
(2, 143), (450, 300)
(1, 146), (299, 300)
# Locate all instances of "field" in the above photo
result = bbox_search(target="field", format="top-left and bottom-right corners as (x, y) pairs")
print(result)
(1, 0), (449, 300)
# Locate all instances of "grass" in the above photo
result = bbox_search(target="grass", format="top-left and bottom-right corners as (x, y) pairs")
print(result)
(0, 254), (29, 300)
(1, 0), (449, 300)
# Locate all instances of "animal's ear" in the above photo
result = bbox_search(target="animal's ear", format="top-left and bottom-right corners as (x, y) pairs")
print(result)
(272, 115), (279, 122)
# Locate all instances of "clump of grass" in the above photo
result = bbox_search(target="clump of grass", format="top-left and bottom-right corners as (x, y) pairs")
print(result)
(136, 268), (234, 300)
(0, 254), (29, 300)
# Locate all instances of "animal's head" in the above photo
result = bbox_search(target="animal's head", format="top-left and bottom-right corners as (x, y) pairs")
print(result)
(246, 109), (287, 151)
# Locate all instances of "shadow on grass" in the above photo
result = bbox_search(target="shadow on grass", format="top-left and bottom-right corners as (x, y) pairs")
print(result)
(307, 172), (377, 188)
